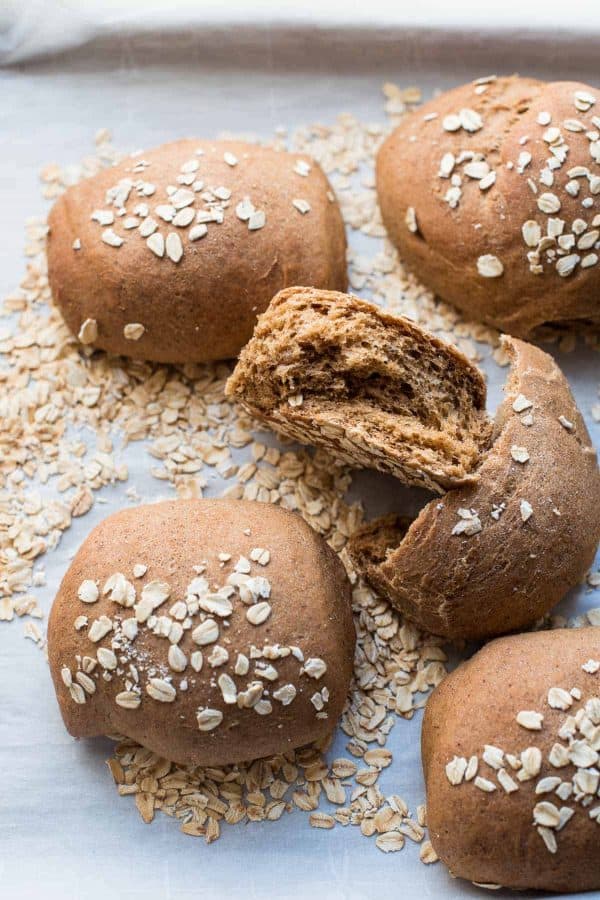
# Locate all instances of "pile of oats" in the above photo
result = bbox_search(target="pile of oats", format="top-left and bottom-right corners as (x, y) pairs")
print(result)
(0, 83), (596, 855)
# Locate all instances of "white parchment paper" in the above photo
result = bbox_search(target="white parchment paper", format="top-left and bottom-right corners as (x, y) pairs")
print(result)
(0, 20), (599, 900)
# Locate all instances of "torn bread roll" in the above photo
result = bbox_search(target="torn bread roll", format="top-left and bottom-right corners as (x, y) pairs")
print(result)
(47, 499), (355, 766)
(348, 336), (600, 640)
(377, 76), (600, 337)
(226, 287), (492, 494)
(47, 140), (347, 363)
(422, 628), (600, 892)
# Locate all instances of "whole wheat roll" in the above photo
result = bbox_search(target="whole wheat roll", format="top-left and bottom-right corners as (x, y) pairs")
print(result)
(422, 628), (600, 892)
(377, 76), (600, 336)
(348, 336), (600, 640)
(47, 139), (347, 363)
(47, 499), (355, 766)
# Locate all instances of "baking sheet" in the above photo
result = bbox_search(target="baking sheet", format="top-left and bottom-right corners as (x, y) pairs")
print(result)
(1, 21), (599, 900)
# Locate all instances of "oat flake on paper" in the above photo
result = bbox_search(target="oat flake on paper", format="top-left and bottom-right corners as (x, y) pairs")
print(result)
(0, 84), (596, 852)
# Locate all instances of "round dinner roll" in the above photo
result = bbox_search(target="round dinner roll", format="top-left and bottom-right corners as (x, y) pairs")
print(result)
(422, 628), (600, 892)
(377, 76), (600, 336)
(47, 140), (347, 363)
(47, 499), (355, 766)
(348, 336), (600, 640)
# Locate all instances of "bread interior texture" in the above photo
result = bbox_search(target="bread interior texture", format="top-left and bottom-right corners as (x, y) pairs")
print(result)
(230, 292), (492, 488)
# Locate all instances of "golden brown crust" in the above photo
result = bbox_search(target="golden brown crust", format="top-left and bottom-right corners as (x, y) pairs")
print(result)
(47, 140), (347, 363)
(422, 628), (600, 892)
(226, 287), (492, 493)
(377, 76), (600, 337)
(47, 499), (355, 766)
(348, 336), (600, 640)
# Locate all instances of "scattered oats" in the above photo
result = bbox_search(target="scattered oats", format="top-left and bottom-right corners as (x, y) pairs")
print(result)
(459, 108), (483, 132)
(309, 812), (335, 829)
(139, 216), (157, 237)
(538, 826), (557, 854)
(123, 323), (145, 341)
(497, 769), (519, 794)
(439, 152), (455, 177)
(479, 172), (496, 191)
(556, 254), (580, 277)
(477, 255), (503, 278)
(168, 644), (187, 673)
(474, 777), (496, 793)
(189, 223), (208, 241)
(88, 615), (112, 643)
(452, 508), (482, 537)
(172, 207), (195, 228)
(146, 678), (176, 703)
(248, 210), (266, 231)
(101, 228), (124, 248)
(77, 580), (99, 604)
(246, 602), (272, 626)
(165, 232), (183, 263)
(376, 832), (405, 853)
(302, 657), (327, 679)
(293, 198), (311, 215)
(465, 756), (479, 781)
(519, 500), (533, 523)
(72, 238), (81, 250)
(533, 801), (561, 828)
(510, 446), (530, 464)
(196, 708), (223, 731)
(537, 193), (561, 214)
(91, 209), (115, 225)
(234, 653), (249, 676)
(115, 691), (141, 710)
(536, 777), (562, 795)
(146, 232), (165, 257)
(249, 548), (270, 566)
(558, 415), (574, 431)
(294, 160), (312, 177)
(420, 840), (438, 864)
(218, 673), (238, 704)
(517, 710), (543, 730)
(97, 647), (117, 670)
(273, 684), (297, 705)
(512, 394), (533, 412)
(445, 756), (467, 785)
(442, 114), (461, 132)
(190, 651), (203, 672)
(548, 687), (573, 710)
(405, 206), (418, 233)
(521, 221), (542, 247)
(77, 318), (98, 344)
(192, 619), (219, 645)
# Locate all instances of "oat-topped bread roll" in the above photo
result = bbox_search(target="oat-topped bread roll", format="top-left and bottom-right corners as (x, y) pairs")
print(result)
(377, 76), (600, 336)
(423, 628), (600, 892)
(47, 140), (346, 363)
(47, 499), (355, 766)
(226, 287), (492, 493)
(349, 336), (600, 640)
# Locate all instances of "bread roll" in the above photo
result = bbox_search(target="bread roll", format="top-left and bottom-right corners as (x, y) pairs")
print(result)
(348, 336), (600, 640)
(226, 287), (492, 493)
(47, 140), (347, 363)
(422, 628), (600, 892)
(377, 76), (600, 336)
(47, 499), (355, 766)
